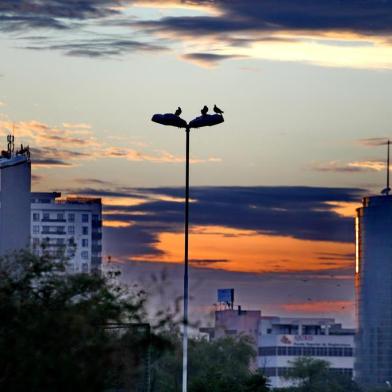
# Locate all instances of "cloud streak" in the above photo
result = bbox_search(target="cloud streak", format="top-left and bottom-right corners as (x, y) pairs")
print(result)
(0, 119), (221, 168)
(2, 1), (392, 68)
(312, 160), (386, 173)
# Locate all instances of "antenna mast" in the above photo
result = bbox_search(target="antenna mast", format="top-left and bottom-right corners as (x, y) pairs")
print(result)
(386, 140), (390, 196)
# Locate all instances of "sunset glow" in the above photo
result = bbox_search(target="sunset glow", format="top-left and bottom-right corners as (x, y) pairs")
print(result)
(132, 225), (354, 274)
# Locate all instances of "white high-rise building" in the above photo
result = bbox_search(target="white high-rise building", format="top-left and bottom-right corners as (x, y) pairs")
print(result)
(0, 139), (31, 255)
(31, 193), (102, 273)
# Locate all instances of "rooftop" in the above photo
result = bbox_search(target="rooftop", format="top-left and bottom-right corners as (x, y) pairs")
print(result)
(0, 154), (29, 169)
(31, 192), (101, 205)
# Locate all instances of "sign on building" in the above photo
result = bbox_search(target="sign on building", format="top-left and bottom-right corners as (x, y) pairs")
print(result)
(217, 288), (234, 308)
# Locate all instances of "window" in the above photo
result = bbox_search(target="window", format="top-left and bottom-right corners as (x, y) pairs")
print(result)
(82, 214), (89, 223)
(56, 238), (65, 245)
(68, 213), (75, 222)
(32, 238), (40, 246)
(43, 213), (50, 220)
(82, 226), (89, 235)
(57, 213), (64, 220)
(67, 248), (75, 257)
(33, 213), (40, 221)
(82, 263), (89, 272)
(68, 226), (75, 234)
(82, 239), (89, 247)
(32, 225), (40, 234)
(81, 251), (89, 260)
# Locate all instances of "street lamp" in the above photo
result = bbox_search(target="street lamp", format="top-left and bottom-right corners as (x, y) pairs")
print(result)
(151, 107), (224, 392)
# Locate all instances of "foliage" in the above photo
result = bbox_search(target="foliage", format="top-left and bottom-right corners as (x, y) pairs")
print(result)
(283, 357), (361, 392)
(151, 333), (269, 392)
(0, 250), (164, 392)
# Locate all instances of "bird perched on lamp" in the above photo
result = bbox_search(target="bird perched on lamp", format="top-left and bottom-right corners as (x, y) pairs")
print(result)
(214, 105), (224, 114)
(201, 105), (208, 116)
(175, 107), (182, 116)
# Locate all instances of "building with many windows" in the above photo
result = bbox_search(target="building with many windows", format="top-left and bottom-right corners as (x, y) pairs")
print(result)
(201, 304), (355, 389)
(0, 141), (31, 255)
(259, 316), (355, 388)
(355, 195), (392, 387)
(31, 192), (102, 273)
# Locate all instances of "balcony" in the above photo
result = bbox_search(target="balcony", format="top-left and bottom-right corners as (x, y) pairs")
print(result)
(41, 230), (66, 235)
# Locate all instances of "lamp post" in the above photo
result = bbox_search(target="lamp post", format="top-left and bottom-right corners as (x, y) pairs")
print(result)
(151, 108), (224, 392)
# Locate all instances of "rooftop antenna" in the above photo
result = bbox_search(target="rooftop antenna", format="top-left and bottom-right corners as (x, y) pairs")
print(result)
(382, 139), (391, 196)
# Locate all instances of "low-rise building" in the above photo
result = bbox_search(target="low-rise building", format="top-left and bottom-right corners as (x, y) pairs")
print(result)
(259, 316), (355, 388)
(201, 299), (355, 389)
(31, 192), (102, 273)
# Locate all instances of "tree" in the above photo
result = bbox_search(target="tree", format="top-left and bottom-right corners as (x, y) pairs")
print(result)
(284, 357), (361, 392)
(151, 333), (269, 392)
(0, 250), (162, 392)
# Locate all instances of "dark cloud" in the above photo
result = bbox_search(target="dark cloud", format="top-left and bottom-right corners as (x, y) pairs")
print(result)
(3, 0), (392, 63)
(96, 186), (365, 261)
(2, 0), (392, 38)
(30, 146), (88, 167)
(317, 252), (355, 261)
(0, 0), (121, 31)
(0, 14), (69, 31)
(181, 52), (245, 66)
(73, 178), (115, 186)
(190, 258), (229, 265)
(25, 38), (167, 58)
(135, 1), (392, 39)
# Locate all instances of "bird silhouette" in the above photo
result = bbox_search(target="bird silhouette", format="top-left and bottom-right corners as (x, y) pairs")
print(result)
(214, 104), (224, 114)
(201, 105), (208, 116)
(175, 107), (182, 116)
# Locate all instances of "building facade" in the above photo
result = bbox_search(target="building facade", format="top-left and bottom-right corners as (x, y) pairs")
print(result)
(0, 152), (31, 255)
(259, 316), (355, 388)
(203, 307), (355, 389)
(214, 308), (261, 344)
(355, 195), (392, 386)
(31, 192), (102, 273)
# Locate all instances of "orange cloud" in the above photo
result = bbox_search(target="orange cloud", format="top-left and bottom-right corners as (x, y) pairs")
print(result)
(103, 220), (134, 228)
(131, 225), (354, 274)
(280, 300), (354, 314)
(325, 201), (361, 218)
(0, 119), (221, 169)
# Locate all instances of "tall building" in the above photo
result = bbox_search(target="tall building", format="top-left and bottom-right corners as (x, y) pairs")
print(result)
(0, 137), (31, 255)
(31, 193), (102, 273)
(355, 195), (392, 386)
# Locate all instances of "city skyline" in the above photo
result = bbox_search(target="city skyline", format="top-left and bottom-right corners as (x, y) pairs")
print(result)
(2, 1), (392, 325)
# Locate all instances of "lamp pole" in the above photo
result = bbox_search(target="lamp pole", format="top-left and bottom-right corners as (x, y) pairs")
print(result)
(182, 126), (190, 392)
(151, 108), (224, 392)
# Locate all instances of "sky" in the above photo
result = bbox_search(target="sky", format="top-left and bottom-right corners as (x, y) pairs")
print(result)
(1, 0), (392, 327)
